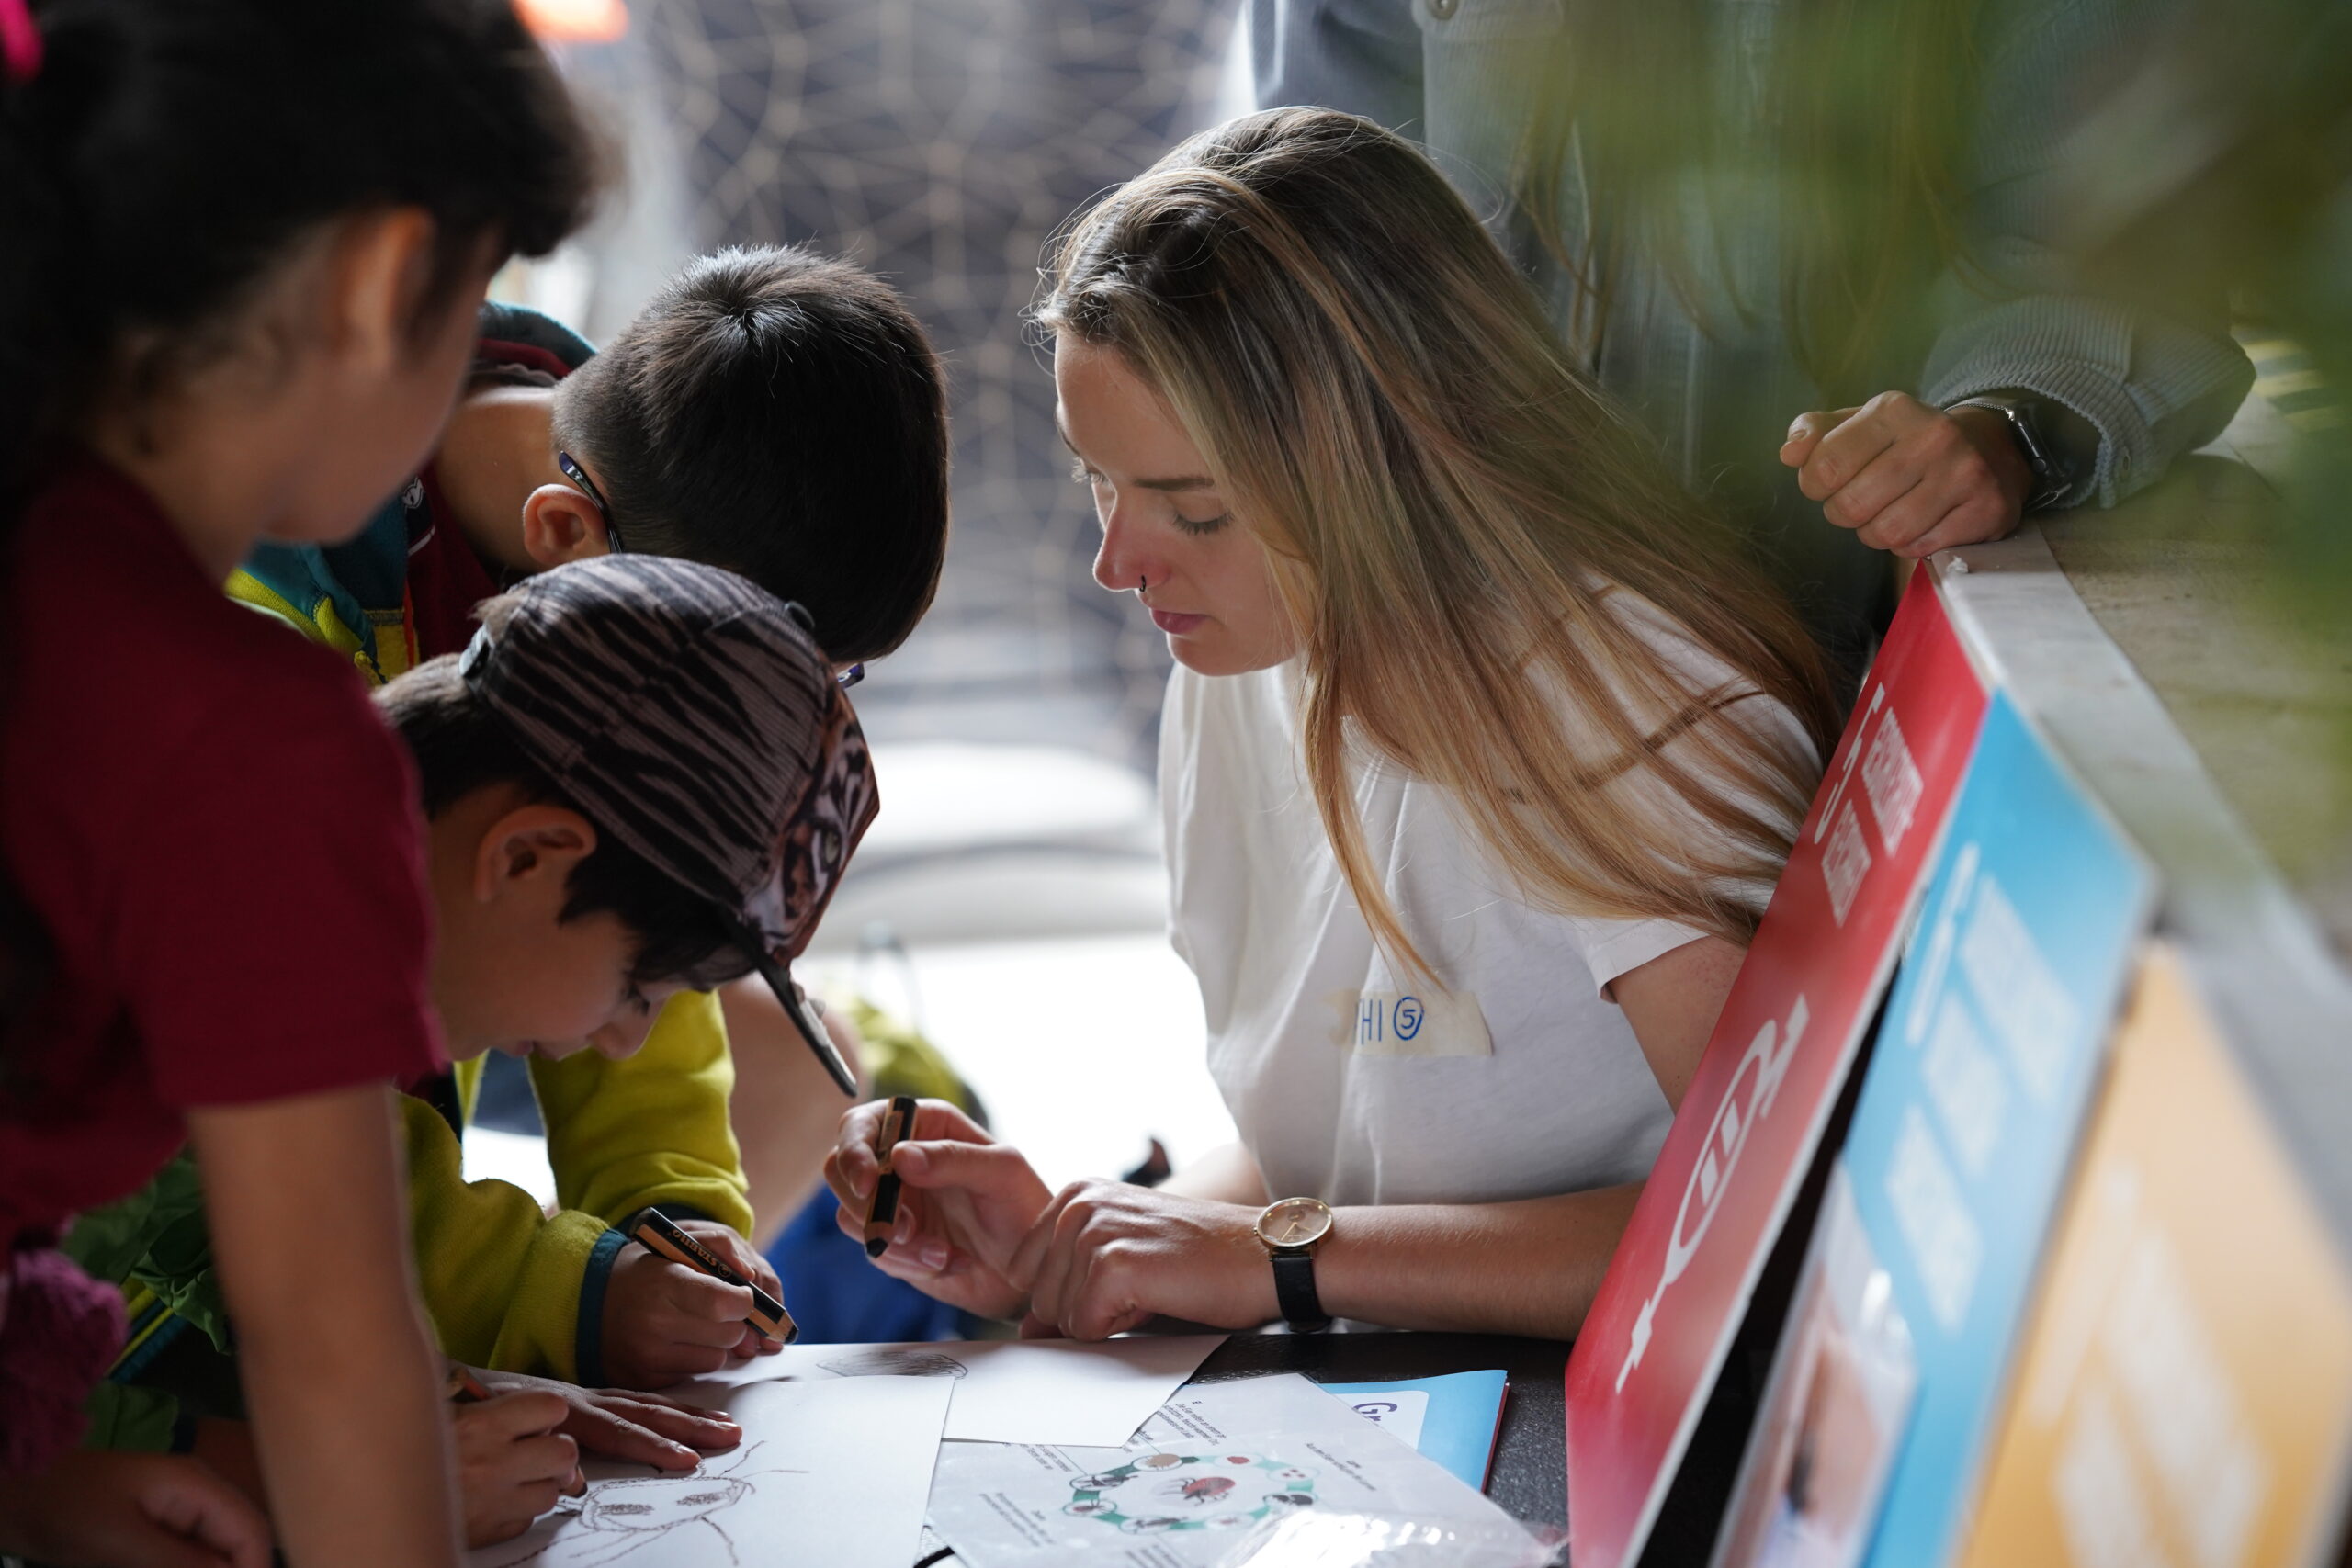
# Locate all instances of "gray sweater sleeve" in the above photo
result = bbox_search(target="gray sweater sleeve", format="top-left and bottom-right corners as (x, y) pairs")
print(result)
(1918, 0), (2253, 507)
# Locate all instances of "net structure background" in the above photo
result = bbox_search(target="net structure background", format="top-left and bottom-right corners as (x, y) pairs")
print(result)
(628, 0), (1244, 769)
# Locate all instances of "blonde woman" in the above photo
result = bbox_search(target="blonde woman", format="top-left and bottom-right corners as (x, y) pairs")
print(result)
(824, 108), (1838, 1341)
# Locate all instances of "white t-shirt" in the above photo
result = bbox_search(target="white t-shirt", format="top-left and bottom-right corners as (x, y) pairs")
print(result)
(1159, 615), (1810, 1211)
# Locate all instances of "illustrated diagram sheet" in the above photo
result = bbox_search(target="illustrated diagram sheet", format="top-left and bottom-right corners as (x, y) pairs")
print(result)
(469, 1375), (952, 1568)
(699, 1334), (1227, 1447)
(926, 1372), (1528, 1567)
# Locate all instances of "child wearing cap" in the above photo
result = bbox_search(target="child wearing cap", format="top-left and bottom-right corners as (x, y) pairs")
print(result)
(145, 554), (879, 1546)
(79, 246), (957, 1429)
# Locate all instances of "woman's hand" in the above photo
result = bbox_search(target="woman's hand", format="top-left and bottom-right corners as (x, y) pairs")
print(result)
(1011, 1181), (1276, 1341)
(824, 1099), (1052, 1321)
(1781, 391), (2030, 557)
(451, 1392), (581, 1548)
(473, 1368), (741, 1470)
(0, 1450), (273, 1568)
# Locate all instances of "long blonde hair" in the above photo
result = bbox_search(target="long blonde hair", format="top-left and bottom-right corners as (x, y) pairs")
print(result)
(1038, 108), (1838, 982)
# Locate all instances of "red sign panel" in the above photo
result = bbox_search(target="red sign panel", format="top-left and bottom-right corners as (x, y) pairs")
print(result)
(1564, 572), (1991, 1568)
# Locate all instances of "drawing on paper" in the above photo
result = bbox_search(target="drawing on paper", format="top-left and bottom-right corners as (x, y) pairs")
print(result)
(1063, 1450), (1318, 1536)
(818, 1347), (969, 1379)
(496, 1442), (807, 1567)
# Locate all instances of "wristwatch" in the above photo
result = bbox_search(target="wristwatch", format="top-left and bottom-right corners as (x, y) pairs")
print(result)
(1945, 392), (2079, 512)
(1254, 1197), (1334, 1333)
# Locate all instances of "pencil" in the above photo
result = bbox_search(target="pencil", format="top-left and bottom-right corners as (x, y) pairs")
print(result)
(863, 1095), (920, 1258)
(625, 1207), (798, 1344)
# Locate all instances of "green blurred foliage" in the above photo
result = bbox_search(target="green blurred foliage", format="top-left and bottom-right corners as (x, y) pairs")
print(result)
(61, 1151), (231, 1355)
(2060, 0), (2352, 667)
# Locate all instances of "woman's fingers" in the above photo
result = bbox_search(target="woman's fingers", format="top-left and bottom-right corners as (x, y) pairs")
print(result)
(828, 1097), (992, 1203)
(1014, 1186), (1094, 1332)
(888, 1140), (1035, 1201)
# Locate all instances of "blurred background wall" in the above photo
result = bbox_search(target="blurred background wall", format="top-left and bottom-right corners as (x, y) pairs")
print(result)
(543, 0), (1247, 770)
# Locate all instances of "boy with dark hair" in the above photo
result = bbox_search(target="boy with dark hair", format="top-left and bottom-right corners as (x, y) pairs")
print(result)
(102, 555), (881, 1547)
(548, 248), (949, 666)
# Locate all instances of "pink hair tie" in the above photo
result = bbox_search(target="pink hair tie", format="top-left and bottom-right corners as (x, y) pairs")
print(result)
(0, 0), (41, 87)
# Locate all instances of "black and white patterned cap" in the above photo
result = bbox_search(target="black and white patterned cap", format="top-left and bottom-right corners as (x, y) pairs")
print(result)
(458, 555), (877, 1092)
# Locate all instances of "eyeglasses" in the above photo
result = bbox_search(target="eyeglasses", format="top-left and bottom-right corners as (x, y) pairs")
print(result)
(555, 451), (627, 556)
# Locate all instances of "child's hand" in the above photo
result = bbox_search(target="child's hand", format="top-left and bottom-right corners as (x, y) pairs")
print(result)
(672, 1220), (788, 1362)
(474, 1367), (743, 1468)
(0, 1449), (272, 1568)
(824, 1097), (1053, 1322)
(452, 1391), (581, 1548)
(600, 1222), (785, 1389)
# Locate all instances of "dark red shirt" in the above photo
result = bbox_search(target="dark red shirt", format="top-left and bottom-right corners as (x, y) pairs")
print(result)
(403, 332), (577, 662)
(0, 462), (447, 1251)
(403, 462), (508, 663)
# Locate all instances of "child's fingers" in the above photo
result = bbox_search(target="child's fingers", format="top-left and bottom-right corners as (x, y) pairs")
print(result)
(464, 1390), (571, 1440)
(507, 1434), (582, 1490)
(110, 1525), (251, 1568)
(662, 1264), (757, 1324)
(582, 1392), (741, 1451)
(675, 1221), (785, 1305)
(134, 1460), (274, 1568)
(565, 1404), (706, 1469)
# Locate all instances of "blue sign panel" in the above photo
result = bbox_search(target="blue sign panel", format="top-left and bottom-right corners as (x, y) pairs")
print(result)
(1849, 694), (2156, 1567)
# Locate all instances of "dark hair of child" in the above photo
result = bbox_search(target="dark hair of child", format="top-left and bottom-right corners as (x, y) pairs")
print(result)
(551, 245), (952, 665)
(0, 0), (600, 1055)
(377, 656), (753, 992)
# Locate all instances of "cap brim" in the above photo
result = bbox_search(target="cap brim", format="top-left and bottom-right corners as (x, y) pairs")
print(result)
(741, 935), (859, 1097)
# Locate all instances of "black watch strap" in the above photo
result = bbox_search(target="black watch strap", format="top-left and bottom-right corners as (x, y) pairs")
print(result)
(1950, 391), (2086, 512)
(1271, 1249), (1330, 1333)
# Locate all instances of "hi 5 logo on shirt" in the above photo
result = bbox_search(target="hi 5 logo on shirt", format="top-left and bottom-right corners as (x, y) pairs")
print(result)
(1565, 572), (1993, 1568)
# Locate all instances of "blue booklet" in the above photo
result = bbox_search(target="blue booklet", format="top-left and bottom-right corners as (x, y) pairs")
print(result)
(1321, 1370), (1511, 1491)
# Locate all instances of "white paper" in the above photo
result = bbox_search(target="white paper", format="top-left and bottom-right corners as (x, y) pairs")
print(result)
(697, 1335), (1227, 1447)
(1338, 1388), (1429, 1450)
(469, 1375), (951, 1568)
(924, 1372), (1526, 1568)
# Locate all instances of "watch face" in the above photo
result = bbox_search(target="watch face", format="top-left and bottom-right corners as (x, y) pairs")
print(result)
(1259, 1198), (1333, 1249)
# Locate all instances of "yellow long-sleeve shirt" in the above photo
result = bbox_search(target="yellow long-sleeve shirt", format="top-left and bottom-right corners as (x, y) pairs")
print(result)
(407, 987), (752, 1382)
